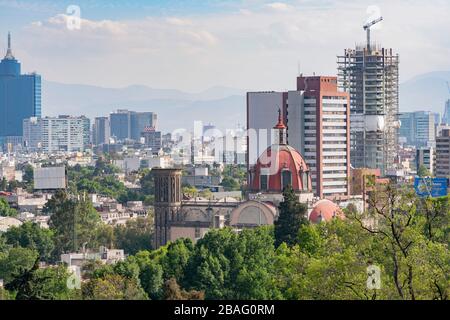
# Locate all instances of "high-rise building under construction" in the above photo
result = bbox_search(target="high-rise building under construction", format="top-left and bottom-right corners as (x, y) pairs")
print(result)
(337, 18), (400, 175)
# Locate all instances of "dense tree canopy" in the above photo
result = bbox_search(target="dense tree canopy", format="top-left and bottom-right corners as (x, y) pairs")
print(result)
(113, 217), (153, 255)
(0, 198), (17, 217)
(3, 222), (55, 262)
(0, 247), (39, 284)
(0, 179), (448, 300)
(46, 191), (101, 257)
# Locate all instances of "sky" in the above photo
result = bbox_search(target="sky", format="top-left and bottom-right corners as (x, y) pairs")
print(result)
(0, 0), (449, 92)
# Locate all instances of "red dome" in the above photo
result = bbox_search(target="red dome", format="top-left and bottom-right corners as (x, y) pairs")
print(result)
(309, 199), (345, 223)
(250, 144), (312, 192)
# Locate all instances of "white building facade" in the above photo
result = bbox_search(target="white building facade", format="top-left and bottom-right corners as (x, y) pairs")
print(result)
(23, 116), (90, 153)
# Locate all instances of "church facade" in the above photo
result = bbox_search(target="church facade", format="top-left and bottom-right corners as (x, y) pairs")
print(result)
(153, 113), (344, 248)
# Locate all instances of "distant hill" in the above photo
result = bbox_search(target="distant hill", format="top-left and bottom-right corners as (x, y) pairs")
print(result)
(42, 81), (246, 132)
(41, 71), (450, 133)
(400, 71), (450, 115)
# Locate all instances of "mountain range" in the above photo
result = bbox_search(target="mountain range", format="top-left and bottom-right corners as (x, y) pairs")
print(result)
(42, 71), (450, 133)
(399, 71), (450, 115)
(42, 81), (247, 132)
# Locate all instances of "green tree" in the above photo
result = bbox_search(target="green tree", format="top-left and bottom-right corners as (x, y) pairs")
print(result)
(0, 198), (17, 217)
(47, 191), (101, 256)
(182, 186), (198, 197)
(420, 195), (450, 243)
(6, 259), (77, 300)
(199, 188), (213, 199)
(184, 227), (281, 300)
(114, 217), (153, 255)
(0, 247), (39, 284)
(3, 222), (55, 262)
(0, 286), (13, 300)
(220, 176), (240, 191)
(417, 165), (431, 177)
(0, 177), (7, 191)
(93, 224), (115, 250)
(163, 278), (204, 300)
(356, 183), (450, 300)
(297, 224), (325, 256)
(22, 164), (34, 184)
(140, 260), (164, 300)
(0, 236), (9, 255)
(35, 265), (79, 300)
(82, 274), (148, 300)
(140, 169), (154, 195)
(274, 185), (308, 248)
(160, 239), (194, 281)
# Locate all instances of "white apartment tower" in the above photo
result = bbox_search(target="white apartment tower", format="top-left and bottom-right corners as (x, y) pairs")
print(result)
(23, 116), (90, 153)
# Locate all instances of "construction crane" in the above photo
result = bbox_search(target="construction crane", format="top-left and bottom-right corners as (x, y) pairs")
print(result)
(363, 16), (383, 52)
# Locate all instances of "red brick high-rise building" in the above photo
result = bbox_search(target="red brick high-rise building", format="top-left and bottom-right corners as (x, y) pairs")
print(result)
(247, 75), (350, 200)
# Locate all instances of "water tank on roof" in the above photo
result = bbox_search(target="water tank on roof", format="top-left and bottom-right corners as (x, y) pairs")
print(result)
(365, 115), (385, 131)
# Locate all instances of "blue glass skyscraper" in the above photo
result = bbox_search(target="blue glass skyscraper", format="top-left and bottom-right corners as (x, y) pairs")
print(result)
(0, 33), (41, 144)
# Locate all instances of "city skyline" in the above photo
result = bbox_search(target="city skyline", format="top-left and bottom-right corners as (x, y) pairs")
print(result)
(0, 1), (448, 305)
(0, 0), (449, 92)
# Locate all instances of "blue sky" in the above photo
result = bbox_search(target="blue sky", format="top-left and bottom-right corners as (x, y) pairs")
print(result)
(0, 0), (449, 91)
(0, 0), (271, 23)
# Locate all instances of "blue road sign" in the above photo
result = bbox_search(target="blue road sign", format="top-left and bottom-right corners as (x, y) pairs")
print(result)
(414, 177), (449, 198)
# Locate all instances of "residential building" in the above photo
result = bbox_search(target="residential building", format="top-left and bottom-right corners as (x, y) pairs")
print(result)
(24, 116), (90, 153)
(0, 161), (15, 181)
(42, 116), (90, 153)
(436, 129), (450, 178)
(61, 247), (125, 267)
(0, 33), (41, 146)
(23, 117), (42, 151)
(182, 166), (222, 189)
(289, 76), (350, 199)
(141, 126), (162, 153)
(416, 147), (436, 175)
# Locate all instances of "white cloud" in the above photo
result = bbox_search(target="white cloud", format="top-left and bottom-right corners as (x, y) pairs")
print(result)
(264, 2), (294, 12)
(14, 0), (450, 92)
(43, 14), (128, 35)
(165, 17), (194, 27)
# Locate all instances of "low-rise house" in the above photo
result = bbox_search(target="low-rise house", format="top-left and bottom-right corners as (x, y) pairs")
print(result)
(61, 247), (125, 268)
(0, 217), (22, 233)
(91, 195), (147, 225)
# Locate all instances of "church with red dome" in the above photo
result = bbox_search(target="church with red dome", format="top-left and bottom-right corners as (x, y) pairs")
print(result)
(248, 110), (313, 196)
(246, 111), (347, 225)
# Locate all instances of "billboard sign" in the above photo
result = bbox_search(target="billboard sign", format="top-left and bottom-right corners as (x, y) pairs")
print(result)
(34, 166), (67, 190)
(414, 177), (448, 198)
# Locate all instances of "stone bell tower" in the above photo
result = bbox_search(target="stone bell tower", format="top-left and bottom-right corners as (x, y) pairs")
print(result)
(153, 168), (182, 249)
